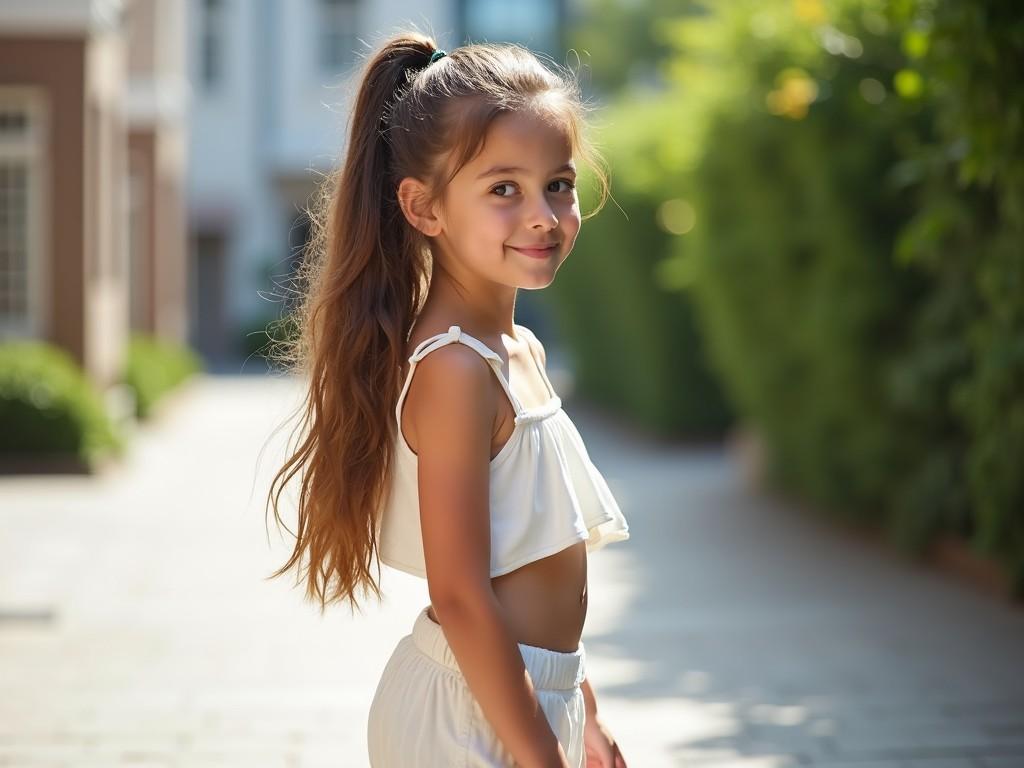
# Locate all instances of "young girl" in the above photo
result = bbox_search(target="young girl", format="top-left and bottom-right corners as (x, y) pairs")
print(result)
(266, 30), (630, 768)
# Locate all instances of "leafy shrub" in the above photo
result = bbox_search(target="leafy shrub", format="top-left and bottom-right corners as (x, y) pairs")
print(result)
(0, 341), (123, 464)
(123, 334), (203, 419)
(635, 0), (1024, 593)
(891, 0), (1024, 592)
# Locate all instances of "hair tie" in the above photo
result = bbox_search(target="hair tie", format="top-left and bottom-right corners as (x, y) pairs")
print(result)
(429, 49), (447, 65)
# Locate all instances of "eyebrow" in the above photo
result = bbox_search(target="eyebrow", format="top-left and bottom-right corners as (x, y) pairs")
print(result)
(475, 162), (577, 180)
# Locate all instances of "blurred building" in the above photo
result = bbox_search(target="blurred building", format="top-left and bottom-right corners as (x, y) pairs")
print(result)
(460, 0), (565, 59)
(0, 0), (189, 396)
(0, 0), (568, 387)
(186, 0), (565, 369)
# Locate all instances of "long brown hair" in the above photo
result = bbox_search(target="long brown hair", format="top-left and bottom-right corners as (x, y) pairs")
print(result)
(265, 29), (610, 614)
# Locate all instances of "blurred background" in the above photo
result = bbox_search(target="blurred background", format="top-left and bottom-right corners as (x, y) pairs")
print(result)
(1, 1), (1023, 766)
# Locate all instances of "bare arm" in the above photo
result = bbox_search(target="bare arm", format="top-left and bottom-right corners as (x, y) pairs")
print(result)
(581, 676), (598, 719)
(409, 345), (571, 768)
(581, 675), (629, 767)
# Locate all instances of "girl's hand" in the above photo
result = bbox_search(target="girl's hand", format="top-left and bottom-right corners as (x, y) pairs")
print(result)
(583, 713), (627, 768)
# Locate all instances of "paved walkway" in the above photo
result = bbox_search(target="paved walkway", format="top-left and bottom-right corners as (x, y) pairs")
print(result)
(1, 374), (1022, 767)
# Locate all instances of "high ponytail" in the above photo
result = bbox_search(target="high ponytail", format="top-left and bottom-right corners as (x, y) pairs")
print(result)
(265, 30), (609, 613)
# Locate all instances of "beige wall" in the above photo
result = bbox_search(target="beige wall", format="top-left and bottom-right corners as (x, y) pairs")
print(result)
(83, 28), (129, 389)
(126, 0), (156, 75)
(0, 0), (191, 411)
(0, 32), (129, 389)
(128, 127), (187, 341)
(124, 0), (190, 343)
(0, 37), (87, 360)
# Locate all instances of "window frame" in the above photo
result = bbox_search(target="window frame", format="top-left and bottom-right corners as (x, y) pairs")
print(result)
(0, 87), (49, 339)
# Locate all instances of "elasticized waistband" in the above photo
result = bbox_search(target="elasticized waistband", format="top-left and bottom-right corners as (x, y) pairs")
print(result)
(411, 605), (586, 692)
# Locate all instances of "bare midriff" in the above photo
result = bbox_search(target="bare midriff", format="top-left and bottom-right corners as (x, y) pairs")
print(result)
(426, 540), (588, 653)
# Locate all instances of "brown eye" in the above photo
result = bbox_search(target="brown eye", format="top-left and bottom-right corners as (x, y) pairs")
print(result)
(491, 183), (517, 197)
(550, 179), (575, 193)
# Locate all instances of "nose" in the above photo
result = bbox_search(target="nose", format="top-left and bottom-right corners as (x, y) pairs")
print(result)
(527, 194), (559, 230)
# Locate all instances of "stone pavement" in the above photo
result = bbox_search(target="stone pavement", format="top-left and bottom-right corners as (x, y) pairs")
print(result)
(1, 373), (1022, 767)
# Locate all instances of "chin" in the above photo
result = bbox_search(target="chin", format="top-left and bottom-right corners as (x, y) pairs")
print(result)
(519, 268), (558, 290)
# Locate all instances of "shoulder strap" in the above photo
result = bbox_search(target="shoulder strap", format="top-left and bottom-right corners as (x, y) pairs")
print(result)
(513, 323), (542, 352)
(409, 324), (501, 365)
(396, 325), (523, 425)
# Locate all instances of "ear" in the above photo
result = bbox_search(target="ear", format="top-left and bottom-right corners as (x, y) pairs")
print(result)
(397, 177), (442, 237)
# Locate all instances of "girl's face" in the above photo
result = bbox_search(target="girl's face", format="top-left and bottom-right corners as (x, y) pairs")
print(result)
(434, 107), (581, 289)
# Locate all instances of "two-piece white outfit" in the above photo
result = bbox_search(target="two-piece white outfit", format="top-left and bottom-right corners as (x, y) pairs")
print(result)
(368, 324), (630, 767)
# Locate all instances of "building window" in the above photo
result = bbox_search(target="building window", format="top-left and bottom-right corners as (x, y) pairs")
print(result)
(201, 0), (226, 89)
(319, 0), (359, 73)
(0, 89), (46, 338)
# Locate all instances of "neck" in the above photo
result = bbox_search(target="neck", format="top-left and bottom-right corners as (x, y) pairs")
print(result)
(419, 258), (519, 339)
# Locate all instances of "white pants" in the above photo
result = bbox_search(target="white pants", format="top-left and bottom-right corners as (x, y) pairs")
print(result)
(367, 605), (587, 767)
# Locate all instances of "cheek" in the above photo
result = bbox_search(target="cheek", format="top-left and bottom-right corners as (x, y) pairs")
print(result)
(562, 199), (582, 236)
(487, 206), (520, 234)
(456, 204), (507, 242)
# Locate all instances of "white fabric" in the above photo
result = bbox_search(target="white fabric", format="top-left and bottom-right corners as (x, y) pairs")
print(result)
(367, 605), (587, 767)
(378, 323), (630, 578)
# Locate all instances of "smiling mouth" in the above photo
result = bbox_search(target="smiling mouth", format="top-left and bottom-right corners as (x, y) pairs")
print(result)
(510, 243), (559, 258)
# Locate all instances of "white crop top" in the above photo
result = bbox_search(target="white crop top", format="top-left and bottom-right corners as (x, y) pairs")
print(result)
(377, 323), (630, 579)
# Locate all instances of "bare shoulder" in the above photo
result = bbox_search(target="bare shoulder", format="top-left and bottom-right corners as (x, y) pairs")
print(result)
(404, 342), (499, 439)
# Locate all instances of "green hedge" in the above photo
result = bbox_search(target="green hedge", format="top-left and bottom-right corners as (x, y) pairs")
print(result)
(123, 334), (203, 419)
(894, 1), (1024, 591)
(544, 96), (734, 437)
(691, 105), (924, 516)
(628, 0), (1024, 592)
(0, 342), (123, 464)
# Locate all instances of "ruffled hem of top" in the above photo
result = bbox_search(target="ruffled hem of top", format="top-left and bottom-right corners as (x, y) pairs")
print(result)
(488, 512), (629, 578)
(380, 514), (630, 580)
(584, 510), (630, 553)
(548, 411), (630, 544)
